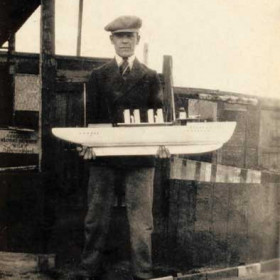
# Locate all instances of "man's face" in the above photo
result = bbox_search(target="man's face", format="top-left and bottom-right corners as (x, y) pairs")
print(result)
(110, 32), (140, 58)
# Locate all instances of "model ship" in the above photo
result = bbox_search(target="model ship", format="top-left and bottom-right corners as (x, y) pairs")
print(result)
(52, 109), (236, 157)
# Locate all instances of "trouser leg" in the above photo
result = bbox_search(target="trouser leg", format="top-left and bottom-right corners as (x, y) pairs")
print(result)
(125, 167), (155, 279)
(81, 165), (115, 275)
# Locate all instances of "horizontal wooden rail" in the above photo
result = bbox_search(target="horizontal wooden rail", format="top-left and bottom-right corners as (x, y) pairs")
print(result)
(170, 157), (280, 184)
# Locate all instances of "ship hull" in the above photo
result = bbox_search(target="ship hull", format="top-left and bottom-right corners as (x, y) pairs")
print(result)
(52, 122), (236, 156)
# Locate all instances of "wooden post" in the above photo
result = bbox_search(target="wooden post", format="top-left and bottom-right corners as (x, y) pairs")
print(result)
(7, 33), (16, 126)
(77, 0), (84, 56)
(7, 33), (15, 53)
(39, 0), (56, 172)
(162, 55), (176, 122)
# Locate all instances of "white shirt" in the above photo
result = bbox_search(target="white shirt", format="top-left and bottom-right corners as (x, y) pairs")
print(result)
(115, 54), (136, 70)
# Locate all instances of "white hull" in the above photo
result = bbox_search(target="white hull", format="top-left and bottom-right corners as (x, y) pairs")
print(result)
(52, 122), (236, 156)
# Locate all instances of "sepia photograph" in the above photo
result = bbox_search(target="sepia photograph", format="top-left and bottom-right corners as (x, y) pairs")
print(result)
(0, 1), (279, 279)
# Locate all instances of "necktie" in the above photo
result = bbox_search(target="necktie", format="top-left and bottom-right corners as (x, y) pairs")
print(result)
(120, 58), (130, 79)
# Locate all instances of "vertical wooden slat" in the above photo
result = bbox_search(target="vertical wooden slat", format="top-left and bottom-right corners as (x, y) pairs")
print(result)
(162, 55), (176, 122)
(39, 1), (56, 253)
(39, 0), (56, 172)
(8, 33), (16, 125)
(76, 0), (84, 57)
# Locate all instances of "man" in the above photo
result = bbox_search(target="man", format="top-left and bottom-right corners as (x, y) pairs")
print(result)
(79, 16), (163, 280)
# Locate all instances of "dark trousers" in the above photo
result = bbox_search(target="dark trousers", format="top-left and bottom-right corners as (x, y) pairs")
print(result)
(81, 165), (155, 279)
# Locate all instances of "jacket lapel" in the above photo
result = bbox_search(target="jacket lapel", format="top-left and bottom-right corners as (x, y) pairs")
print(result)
(105, 59), (123, 89)
(122, 58), (146, 93)
(104, 58), (147, 103)
(103, 59), (125, 102)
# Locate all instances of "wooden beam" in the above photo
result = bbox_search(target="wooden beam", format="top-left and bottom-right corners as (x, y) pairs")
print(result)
(168, 157), (280, 184)
(0, 251), (55, 274)
(174, 87), (259, 106)
(8, 33), (15, 53)
(4, 33), (16, 126)
(8, 33), (16, 125)
(39, 0), (56, 172)
(162, 55), (176, 122)
(76, 0), (84, 56)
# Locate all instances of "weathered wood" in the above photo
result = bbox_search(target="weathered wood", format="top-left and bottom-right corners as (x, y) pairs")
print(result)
(153, 159), (171, 266)
(0, 251), (55, 273)
(0, 64), (13, 126)
(247, 183), (279, 261)
(76, 0), (84, 56)
(40, 0), (56, 172)
(174, 87), (259, 106)
(0, 165), (37, 172)
(7, 33), (16, 126)
(8, 34), (15, 53)
(259, 109), (280, 171)
(162, 55), (176, 122)
(169, 157), (265, 184)
(56, 69), (91, 83)
(0, 172), (45, 252)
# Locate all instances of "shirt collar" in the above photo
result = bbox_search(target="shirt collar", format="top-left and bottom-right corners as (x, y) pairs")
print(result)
(115, 54), (136, 69)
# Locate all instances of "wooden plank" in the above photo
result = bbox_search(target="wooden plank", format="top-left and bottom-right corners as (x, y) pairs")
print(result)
(175, 181), (196, 268)
(223, 103), (247, 111)
(174, 87), (258, 105)
(76, 0), (84, 56)
(56, 69), (91, 83)
(0, 64), (13, 126)
(199, 161), (212, 182)
(0, 252), (55, 273)
(211, 183), (230, 264)
(219, 148), (245, 168)
(8, 33), (16, 125)
(0, 165), (37, 172)
(259, 109), (280, 171)
(40, 0), (56, 172)
(0, 179), (8, 251)
(245, 147), (259, 169)
(246, 107), (260, 148)
(169, 157), (267, 184)
(226, 184), (248, 263)
(247, 183), (279, 261)
(195, 183), (213, 232)
(167, 180), (181, 267)
(162, 55), (175, 122)
(246, 169), (261, 183)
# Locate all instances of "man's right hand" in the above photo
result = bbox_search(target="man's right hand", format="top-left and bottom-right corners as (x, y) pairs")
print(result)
(77, 146), (96, 160)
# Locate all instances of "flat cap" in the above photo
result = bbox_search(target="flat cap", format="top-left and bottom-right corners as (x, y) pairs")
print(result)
(105, 15), (142, 33)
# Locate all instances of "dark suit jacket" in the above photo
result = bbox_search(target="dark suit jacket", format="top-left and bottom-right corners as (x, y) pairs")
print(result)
(86, 58), (163, 167)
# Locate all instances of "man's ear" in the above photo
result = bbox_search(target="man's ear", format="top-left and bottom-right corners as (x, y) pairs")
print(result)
(110, 34), (114, 44)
